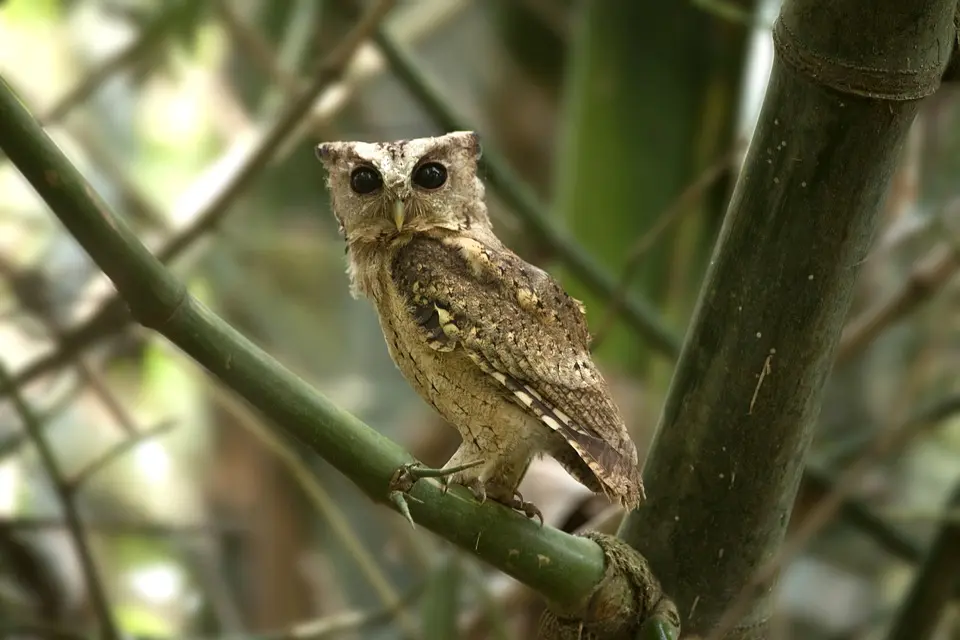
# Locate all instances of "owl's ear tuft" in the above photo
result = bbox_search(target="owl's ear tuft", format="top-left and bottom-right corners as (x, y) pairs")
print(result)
(315, 142), (339, 165)
(469, 132), (482, 161)
(447, 131), (481, 161)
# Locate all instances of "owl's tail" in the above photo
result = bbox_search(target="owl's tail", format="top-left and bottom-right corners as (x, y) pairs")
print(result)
(550, 432), (645, 510)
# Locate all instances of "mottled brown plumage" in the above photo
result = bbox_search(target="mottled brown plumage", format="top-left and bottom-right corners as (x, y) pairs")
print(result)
(316, 131), (644, 516)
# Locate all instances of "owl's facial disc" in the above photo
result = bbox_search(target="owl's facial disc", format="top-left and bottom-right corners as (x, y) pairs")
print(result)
(317, 132), (483, 240)
(345, 158), (450, 232)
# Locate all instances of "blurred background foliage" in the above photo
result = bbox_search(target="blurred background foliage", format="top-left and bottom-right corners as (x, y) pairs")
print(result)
(0, 0), (958, 638)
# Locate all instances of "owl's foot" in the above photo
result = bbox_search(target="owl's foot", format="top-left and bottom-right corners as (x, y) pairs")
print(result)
(449, 476), (543, 526)
(459, 480), (543, 526)
(387, 459), (484, 528)
(501, 490), (544, 526)
(459, 476), (487, 503)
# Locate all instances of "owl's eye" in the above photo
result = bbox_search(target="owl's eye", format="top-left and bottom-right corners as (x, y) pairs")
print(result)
(350, 166), (382, 194)
(413, 162), (447, 189)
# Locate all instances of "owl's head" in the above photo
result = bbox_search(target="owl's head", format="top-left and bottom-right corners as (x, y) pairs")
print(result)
(316, 131), (488, 244)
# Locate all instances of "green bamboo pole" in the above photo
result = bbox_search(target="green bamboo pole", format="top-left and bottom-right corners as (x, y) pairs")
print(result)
(618, 0), (958, 637)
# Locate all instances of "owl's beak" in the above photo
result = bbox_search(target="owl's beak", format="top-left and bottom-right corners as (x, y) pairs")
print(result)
(392, 199), (406, 231)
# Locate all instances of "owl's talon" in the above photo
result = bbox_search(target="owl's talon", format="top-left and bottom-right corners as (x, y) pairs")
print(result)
(507, 491), (543, 526)
(464, 477), (487, 504)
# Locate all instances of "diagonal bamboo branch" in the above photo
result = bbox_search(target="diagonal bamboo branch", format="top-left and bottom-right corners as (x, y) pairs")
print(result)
(0, 12), (617, 614)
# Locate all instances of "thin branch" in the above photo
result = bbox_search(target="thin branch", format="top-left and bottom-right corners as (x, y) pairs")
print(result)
(692, 0), (773, 28)
(802, 464), (921, 562)
(0, 377), (83, 462)
(206, 376), (422, 637)
(885, 481), (960, 640)
(880, 508), (960, 524)
(66, 124), (171, 231)
(0, 255), (145, 436)
(269, 593), (421, 640)
(0, 301), (130, 405)
(0, 0), (194, 150)
(161, 5), (394, 261)
(802, 392), (960, 599)
(0, 0), (618, 612)
(707, 393), (960, 640)
(591, 142), (745, 351)
(199, 582), (425, 640)
(0, 0), (398, 399)
(67, 420), (176, 490)
(0, 515), (240, 537)
(212, 0), (303, 96)
(40, 3), (181, 123)
(836, 240), (960, 365)
(372, 28), (682, 359)
(70, 359), (143, 434)
(0, 624), (85, 640)
(0, 362), (120, 640)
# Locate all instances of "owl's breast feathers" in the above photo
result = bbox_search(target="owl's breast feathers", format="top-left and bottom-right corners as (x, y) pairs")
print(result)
(389, 232), (644, 508)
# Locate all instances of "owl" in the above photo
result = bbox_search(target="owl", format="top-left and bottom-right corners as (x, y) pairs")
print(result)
(316, 131), (644, 520)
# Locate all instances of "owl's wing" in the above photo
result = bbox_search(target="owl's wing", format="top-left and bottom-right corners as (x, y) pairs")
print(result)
(392, 234), (642, 506)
